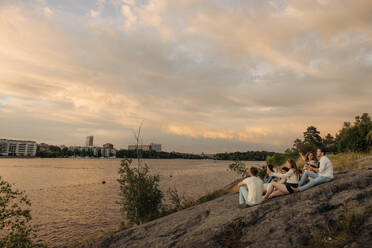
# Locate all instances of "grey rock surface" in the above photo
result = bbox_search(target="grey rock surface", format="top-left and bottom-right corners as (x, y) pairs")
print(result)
(98, 166), (372, 248)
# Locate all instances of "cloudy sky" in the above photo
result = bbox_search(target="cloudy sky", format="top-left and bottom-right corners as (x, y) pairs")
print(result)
(0, 0), (371, 153)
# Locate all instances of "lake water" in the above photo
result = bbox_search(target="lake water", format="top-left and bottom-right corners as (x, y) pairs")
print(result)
(0, 158), (264, 247)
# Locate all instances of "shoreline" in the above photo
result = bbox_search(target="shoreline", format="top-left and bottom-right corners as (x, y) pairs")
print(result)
(0, 157), (266, 162)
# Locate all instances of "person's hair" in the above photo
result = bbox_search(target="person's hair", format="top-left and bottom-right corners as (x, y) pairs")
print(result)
(281, 167), (290, 172)
(305, 152), (318, 162)
(265, 164), (274, 178)
(250, 167), (258, 176)
(287, 159), (299, 175)
(318, 147), (327, 155)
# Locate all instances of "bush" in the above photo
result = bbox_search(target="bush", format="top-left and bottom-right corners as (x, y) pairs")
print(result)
(228, 161), (266, 179)
(228, 161), (250, 178)
(117, 159), (163, 225)
(0, 177), (45, 248)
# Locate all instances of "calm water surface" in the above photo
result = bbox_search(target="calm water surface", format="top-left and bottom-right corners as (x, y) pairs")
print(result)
(0, 158), (264, 247)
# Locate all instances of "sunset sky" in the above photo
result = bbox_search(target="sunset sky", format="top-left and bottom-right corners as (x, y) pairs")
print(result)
(1, 0), (372, 153)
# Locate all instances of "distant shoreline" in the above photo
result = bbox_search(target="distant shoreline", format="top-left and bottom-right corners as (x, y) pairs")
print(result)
(0, 157), (267, 163)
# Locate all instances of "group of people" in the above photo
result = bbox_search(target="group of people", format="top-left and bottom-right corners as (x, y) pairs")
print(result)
(237, 147), (334, 208)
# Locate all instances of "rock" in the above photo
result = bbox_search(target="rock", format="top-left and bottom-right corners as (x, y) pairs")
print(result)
(98, 167), (372, 248)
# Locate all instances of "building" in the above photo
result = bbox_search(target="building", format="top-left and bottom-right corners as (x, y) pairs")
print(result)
(0, 139), (37, 157)
(103, 143), (114, 149)
(85, 136), (94, 147)
(72, 146), (117, 158)
(128, 145), (151, 151)
(150, 143), (162, 152)
(128, 143), (162, 152)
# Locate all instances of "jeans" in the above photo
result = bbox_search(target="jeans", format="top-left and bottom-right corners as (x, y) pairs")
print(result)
(299, 170), (333, 192)
(239, 186), (248, 205)
(263, 176), (275, 184)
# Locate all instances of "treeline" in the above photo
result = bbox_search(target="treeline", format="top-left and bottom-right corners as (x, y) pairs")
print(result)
(116, 150), (204, 159)
(214, 151), (275, 161)
(267, 113), (372, 166)
(36, 146), (113, 158)
(36, 146), (73, 158)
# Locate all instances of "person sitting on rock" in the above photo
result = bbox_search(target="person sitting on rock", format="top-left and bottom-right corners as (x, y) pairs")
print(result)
(299, 151), (319, 172)
(262, 159), (300, 201)
(292, 148), (333, 192)
(263, 164), (275, 183)
(263, 164), (277, 194)
(237, 167), (264, 208)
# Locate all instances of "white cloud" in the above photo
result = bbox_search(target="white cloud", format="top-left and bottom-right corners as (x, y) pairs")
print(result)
(121, 5), (137, 29)
(90, 10), (99, 18)
(43, 7), (54, 17)
(89, 0), (106, 18)
(121, 0), (136, 6)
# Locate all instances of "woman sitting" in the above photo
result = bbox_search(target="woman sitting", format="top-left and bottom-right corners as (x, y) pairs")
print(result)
(262, 159), (300, 201)
(300, 152), (318, 171)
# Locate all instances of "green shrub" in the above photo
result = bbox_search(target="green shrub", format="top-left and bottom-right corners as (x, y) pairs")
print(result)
(0, 177), (45, 248)
(228, 161), (250, 178)
(117, 159), (163, 225)
(266, 152), (299, 167)
(228, 161), (266, 179)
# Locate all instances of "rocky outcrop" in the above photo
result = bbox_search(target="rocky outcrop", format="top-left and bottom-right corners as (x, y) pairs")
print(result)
(98, 164), (372, 248)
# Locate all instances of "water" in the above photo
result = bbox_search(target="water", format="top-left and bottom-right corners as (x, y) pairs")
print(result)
(0, 158), (264, 247)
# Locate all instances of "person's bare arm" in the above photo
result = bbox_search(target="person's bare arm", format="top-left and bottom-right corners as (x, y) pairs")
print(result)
(237, 181), (245, 187)
(299, 152), (306, 161)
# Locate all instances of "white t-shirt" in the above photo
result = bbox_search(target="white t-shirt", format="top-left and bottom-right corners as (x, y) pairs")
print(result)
(318, 156), (334, 179)
(242, 177), (264, 205)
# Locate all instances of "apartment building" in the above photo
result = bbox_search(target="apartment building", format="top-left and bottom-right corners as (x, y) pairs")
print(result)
(0, 139), (37, 157)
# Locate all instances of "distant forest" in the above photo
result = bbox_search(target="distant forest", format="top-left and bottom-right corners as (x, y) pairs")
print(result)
(116, 150), (204, 159)
(214, 151), (275, 161)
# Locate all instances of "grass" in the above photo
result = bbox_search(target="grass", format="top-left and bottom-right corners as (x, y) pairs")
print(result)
(328, 152), (372, 171)
(302, 206), (372, 248)
(294, 152), (372, 172)
(163, 183), (237, 215)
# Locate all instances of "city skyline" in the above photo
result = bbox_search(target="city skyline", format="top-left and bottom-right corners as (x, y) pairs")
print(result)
(1, 0), (372, 153)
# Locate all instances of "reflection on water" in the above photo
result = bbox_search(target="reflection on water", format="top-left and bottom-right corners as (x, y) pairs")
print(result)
(0, 158), (263, 247)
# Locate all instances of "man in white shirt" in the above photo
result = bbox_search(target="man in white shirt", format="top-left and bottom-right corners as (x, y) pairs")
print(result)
(293, 148), (333, 192)
(237, 167), (264, 208)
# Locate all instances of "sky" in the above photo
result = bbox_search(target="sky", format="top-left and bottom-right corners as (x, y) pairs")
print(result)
(0, 0), (372, 153)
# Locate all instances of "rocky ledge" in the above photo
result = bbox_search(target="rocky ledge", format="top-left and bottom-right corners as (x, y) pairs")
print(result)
(98, 164), (372, 248)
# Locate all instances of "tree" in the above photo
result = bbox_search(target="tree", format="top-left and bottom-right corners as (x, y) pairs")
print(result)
(367, 130), (372, 146)
(291, 126), (323, 154)
(323, 133), (337, 154)
(117, 125), (163, 226)
(336, 113), (372, 152)
(303, 126), (323, 148)
(117, 158), (163, 225)
(0, 177), (45, 248)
